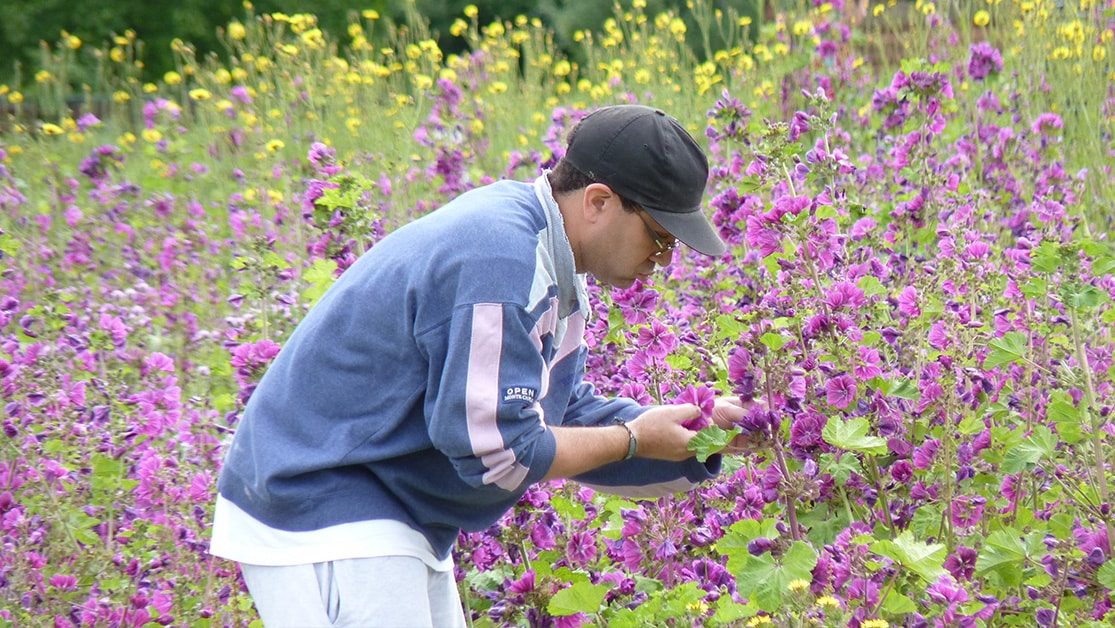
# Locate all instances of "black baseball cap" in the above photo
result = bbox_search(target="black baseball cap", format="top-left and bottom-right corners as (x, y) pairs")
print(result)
(564, 104), (726, 257)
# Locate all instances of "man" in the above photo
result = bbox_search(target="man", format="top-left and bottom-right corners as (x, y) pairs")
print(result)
(211, 104), (743, 626)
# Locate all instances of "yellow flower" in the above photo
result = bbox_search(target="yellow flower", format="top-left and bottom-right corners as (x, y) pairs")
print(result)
(110, 47), (126, 63)
(345, 117), (361, 133)
(816, 595), (841, 609)
(788, 579), (811, 592)
(413, 74), (433, 90)
(487, 81), (508, 94)
(42, 123), (64, 136)
(464, 4), (478, 18)
(874, 4), (885, 16)
(35, 70), (53, 83)
(66, 34), (82, 49)
(439, 68), (457, 81)
(973, 10), (990, 26)
(861, 621), (889, 628)
(8, 91), (24, 104)
(113, 90), (131, 103)
(634, 68), (651, 84)
(669, 17), (687, 38)
(747, 616), (772, 626)
(738, 16), (752, 26)
(142, 129), (163, 143)
(229, 21), (247, 40)
(189, 88), (212, 101)
(143, 82), (158, 93)
(553, 59), (572, 77)
(362, 9), (380, 19)
(164, 71), (182, 85)
(470, 118), (484, 134)
(265, 139), (285, 152)
(1094, 45), (1107, 62)
(450, 19), (468, 37)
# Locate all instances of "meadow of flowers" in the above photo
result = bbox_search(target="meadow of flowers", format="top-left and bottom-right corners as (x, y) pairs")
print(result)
(1, 0), (1114, 625)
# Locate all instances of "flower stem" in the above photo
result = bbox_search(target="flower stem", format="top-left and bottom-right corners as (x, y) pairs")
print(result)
(1068, 307), (1108, 504)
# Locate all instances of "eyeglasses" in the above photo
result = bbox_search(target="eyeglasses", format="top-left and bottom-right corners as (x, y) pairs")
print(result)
(637, 211), (679, 256)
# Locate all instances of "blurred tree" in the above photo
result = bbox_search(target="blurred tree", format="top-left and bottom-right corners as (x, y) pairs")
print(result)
(0, 0), (758, 90)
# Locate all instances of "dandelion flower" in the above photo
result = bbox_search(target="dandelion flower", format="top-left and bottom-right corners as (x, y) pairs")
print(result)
(35, 70), (53, 83)
(362, 9), (380, 19)
(973, 10), (990, 27)
(142, 129), (163, 143)
(228, 21), (247, 40)
(164, 71), (182, 85)
(862, 621), (889, 628)
(816, 596), (841, 609)
(463, 4), (478, 18)
(42, 123), (64, 136)
(8, 91), (24, 104)
(189, 88), (212, 101)
(788, 578), (811, 592)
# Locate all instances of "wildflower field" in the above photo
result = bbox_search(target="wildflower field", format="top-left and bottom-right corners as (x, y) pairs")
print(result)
(1, 0), (1114, 625)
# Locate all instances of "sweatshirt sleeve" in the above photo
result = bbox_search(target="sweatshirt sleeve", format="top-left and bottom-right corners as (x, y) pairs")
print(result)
(557, 348), (722, 496)
(418, 302), (557, 493)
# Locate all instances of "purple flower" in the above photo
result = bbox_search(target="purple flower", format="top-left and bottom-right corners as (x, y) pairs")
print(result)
(825, 374), (857, 409)
(913, 439), (939, 470)
(897, 286), (920, 317)
(675, 384), (715, 431)
(637, 319), (678, 359)
(967, 42), (1003, 81)
(944, 546), (978, 581)
(927, 322), (951, 350)
(824, 282), (866, 310)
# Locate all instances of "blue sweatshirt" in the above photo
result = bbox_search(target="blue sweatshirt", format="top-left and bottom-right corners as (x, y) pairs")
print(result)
(217, 176), (719, 559)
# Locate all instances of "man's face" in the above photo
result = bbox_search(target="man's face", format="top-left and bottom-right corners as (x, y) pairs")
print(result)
(587, 197), (677, 288)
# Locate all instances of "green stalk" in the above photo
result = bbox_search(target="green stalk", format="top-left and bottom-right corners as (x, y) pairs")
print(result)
(1069, 307), (1107, 503)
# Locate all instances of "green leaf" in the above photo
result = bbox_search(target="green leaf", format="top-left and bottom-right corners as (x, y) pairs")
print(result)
(301, 258), (338, 306)
(760, 332), (788, 352)
(984, 332), (1028, 369)
(712, 597), (758, 624)
(958, 415), (984, 436)
(819, 452), (864, 485)
(688, 425), (742, 463)
(666, 354), (693, 370)
(870, 530), (947, 583)
(976, 529), (1028, 586)
(713, 314), (744, 342)
(1097, 560), (1115, 590)
(1066, 286), (1103, 310)
(1048, 392), (1084, 444)
(869, 376), (920, 400)
(551, 494), (587, 521)
(716, 518), (780, 574)
(547, 582), (610, 616)
(1031, 241), (1061, 273)
(858, 275), (887, 297)
(1001, 425), (1056, 473)
(822, 417), (888, 455)
(882, 589), (918, 615)
(736, 542), (818, 612)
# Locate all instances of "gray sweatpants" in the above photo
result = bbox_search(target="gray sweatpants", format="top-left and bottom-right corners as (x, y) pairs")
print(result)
(240, 556), (469, 627)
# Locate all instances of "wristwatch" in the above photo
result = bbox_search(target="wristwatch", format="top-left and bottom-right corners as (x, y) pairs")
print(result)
(613, 419), (638, 461)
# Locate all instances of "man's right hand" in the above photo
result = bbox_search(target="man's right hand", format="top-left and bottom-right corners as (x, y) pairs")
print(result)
(627, 404), (702, 462)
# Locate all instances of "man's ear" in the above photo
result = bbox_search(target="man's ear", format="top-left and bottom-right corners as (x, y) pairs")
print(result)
(581, 183), (614, 224)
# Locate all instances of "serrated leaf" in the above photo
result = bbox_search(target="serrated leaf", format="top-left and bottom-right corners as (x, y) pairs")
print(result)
(688, 425), (742, 463)
(547, 582), (610, 616)
(1031, 241), (1061, 273)
(1048, 392), (1084, 444)
(822, 417), (888, 455)
(1097, 560), (1115, 589)
(301, 258), (338, 306)
(858, 275), (887, 297)
(984, 332), (1028, 369)
(760, 332), (787, 352)
(551, 494), (587, 521)
(976, 529), (1027, 586)
(1001, 425), (1056, 473)
(819, 452), (863, 485)
(736, 542), (818, 612)
(666, 354), (693, 370)
(713, 597), (758, 623)
(882, 589), (918, 615)
(871, 530), (946, 583)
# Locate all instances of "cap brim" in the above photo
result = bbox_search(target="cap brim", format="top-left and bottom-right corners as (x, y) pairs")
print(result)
(644, 206), (727, 257)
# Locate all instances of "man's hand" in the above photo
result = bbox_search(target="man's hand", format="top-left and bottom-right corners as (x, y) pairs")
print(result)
(709, 396), (749, 455)
(627, 403), (703, 461)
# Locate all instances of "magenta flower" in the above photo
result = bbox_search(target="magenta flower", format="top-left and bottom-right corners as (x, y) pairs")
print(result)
(897, 286), (920, 317)
(636, 320), (678, 359)
(927, 322), (951, 350)
(824, 282), (865, 310)
(825, 374), (857, 409)
(49, 574), (78, 591)
(967, 42), (1003, 81)
(675, 384), (715, 431)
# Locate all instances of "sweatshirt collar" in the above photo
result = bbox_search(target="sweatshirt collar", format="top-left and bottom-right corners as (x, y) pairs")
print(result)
(533, 173), (589, 319)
